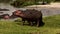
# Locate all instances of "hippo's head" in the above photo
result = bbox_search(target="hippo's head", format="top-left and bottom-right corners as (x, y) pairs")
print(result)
(12, 10), (24, 17)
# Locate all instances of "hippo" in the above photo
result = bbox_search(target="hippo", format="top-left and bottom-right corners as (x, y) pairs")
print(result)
(0, 14), (9, 19)
(13, 9), (44, 27)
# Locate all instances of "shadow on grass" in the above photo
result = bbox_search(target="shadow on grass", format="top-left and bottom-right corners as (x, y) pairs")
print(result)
(15, 21), (45, 28)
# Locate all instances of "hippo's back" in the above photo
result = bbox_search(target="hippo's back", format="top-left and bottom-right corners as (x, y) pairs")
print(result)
(22, 9), (42, 18)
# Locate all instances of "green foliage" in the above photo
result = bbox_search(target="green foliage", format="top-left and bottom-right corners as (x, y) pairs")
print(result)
(10, 0), (36, 8)
(22, 1), (36, 6)
(10, 0), (24, 8)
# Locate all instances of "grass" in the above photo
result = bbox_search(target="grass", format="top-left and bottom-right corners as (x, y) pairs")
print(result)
(0, 15), (60, 34)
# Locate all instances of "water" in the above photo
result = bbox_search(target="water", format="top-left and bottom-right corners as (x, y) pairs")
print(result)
(0, 3), (60, 17)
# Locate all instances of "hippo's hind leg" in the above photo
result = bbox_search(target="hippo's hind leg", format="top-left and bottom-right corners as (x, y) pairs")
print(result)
(36, 20), (40, 27)
(39, 16), (45, 27)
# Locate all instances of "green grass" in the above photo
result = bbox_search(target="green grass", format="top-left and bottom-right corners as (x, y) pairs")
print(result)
(0, 15), (60, 34)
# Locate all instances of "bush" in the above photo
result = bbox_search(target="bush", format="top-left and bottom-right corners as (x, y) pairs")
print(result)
(22, 1), (35, 6)
(10, 0), (24, 8)
(10, 0), (37, 8)
(10, 0), (53, 8)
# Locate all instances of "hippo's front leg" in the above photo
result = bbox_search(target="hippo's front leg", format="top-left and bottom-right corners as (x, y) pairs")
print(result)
(22, 19), (25, 25)
(27, 21), (33, 26)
